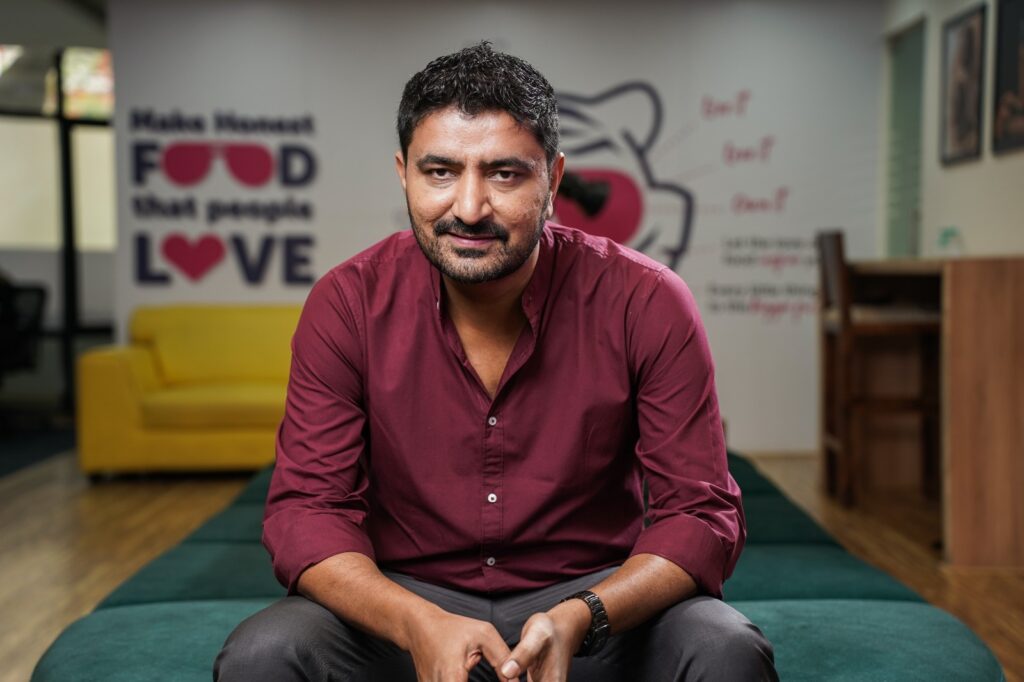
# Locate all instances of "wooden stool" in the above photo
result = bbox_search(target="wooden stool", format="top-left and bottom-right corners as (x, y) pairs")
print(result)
(816, 231), (941, 507)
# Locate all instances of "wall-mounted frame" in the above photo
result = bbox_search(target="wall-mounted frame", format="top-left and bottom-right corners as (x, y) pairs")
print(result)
(941, 4), (986, 165)
(993, 0), (1024, 153)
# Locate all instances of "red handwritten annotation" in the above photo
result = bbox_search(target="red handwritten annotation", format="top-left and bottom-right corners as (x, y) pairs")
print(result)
(702, 90), (751, 120)
(732, 187), (790, 214)
(724, 136), (775, 165)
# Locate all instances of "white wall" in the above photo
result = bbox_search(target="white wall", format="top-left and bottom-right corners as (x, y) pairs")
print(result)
(885, 0), (1024, 256)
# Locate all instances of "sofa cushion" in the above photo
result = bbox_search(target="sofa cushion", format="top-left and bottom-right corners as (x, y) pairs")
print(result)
(726, 545), (920, 601)
(731, 599), (1004, 681)
(184, 503), (265, 543)
(36, 598), (1003, 682)
(727, 451), (778, 494)
(743, 493), (837, 545)
(31, 600), (275, 682)
(131, 305), (300, 385)
(140, 383), (286, 429)
(99, 544), (283, 608)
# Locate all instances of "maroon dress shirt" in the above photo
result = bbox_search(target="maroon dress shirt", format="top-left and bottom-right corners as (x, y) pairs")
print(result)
(264, 223), (745, 598)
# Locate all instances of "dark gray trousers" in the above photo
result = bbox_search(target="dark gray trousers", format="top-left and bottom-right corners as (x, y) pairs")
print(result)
(214, 567), (777, 681)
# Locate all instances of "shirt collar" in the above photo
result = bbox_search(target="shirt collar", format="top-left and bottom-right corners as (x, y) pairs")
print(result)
(520, 223), (555, 329)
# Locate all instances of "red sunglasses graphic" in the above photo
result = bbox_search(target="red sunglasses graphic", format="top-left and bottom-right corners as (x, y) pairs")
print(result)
(161, 142), (274, 187)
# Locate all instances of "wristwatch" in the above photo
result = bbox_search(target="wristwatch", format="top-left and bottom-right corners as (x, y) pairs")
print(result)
(561, 590), (610, 656)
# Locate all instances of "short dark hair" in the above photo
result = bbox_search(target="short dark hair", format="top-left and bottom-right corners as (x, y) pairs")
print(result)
(397, 41), (559, 167)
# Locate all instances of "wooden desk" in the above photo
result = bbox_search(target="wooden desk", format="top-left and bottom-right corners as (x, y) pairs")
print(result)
(847, 257), (1024, 567)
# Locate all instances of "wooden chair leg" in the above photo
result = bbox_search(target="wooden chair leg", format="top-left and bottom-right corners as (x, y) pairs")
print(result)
(844, 404), (861, 506)
(822, 332), (839, 498)
(824, 447), (838, 498)
(920, 334), (941, 500)
(837, 338), (856, 507)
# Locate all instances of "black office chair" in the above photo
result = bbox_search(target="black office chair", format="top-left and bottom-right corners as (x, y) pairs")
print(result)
(0, 281), (48, 386)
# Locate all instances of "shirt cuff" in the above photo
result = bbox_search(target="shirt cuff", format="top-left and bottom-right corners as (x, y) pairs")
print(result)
(263, 509), (376, 594)
(629, 512), (730, 598)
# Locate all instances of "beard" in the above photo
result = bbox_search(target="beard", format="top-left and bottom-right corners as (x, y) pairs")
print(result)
(408, 203), (548, 284)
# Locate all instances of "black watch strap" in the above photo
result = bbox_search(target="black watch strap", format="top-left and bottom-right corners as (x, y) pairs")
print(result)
(561, 590), (610, 656)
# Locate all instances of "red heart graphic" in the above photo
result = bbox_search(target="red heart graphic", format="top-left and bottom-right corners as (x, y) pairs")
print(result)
(553, 168), (644, 244)
(161, 233), (226, 281)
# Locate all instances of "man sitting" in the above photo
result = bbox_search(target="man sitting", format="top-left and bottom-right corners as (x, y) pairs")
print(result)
(216, 42), (776, 682)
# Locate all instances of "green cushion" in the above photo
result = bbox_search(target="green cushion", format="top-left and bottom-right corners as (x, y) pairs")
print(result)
(727, 451), (777, 494)
(726, 545), (921, 602)
(731, 600), (1005, 681)
(32, 599), (276, 682)
(743, 493), (836, 545)
(37, 599), (1002, 682)
(99, 544), (283, 609)
(235, 467), (273, 504)
(184, 503), (264, 543)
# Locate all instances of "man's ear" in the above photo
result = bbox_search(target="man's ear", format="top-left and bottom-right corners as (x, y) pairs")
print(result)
(394, 150), (408, 191)
(546, 152), (566, 218)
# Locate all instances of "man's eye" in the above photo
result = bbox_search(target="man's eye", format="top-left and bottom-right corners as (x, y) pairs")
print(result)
(428, 168), (454, 179)
(492, 170), (519, 182)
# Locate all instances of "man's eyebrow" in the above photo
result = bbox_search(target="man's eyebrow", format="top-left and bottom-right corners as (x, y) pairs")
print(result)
(415, 154), (462, 171)
(481, 157), (537, 172)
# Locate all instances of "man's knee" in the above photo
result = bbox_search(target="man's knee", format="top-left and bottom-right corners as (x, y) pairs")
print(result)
(214, 597), (337, 681)
(699, 615), (776, 680)
(652, 597), (777, 681)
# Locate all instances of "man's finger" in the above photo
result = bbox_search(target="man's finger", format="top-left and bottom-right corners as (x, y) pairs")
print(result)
(473, 627), (514, 678)
(499, 620), (550, 680)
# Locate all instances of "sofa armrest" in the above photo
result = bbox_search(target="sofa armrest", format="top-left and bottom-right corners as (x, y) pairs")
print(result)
(76, 346), (162, 473)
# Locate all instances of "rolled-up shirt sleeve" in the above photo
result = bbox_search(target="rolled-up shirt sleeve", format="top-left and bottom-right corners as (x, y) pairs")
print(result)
(263, 270), (375, 593)
(627, 269), (745, 598)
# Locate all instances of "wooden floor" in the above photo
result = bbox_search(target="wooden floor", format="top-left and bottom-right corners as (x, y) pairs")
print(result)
(1, 451), (1022, 681)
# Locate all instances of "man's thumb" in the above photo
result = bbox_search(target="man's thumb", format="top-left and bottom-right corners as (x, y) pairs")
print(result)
(500, 658), (521, 678)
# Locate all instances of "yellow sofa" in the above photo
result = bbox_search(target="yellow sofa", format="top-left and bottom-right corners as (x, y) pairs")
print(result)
(77, 305), (301, 474)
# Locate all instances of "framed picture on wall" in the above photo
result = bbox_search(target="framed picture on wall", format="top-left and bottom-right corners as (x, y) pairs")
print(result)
(994, 0), (1024, 153)
(941, 4), (986, 164)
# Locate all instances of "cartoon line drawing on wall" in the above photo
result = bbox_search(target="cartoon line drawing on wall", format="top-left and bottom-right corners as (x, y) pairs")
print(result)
(554, 82), (695, 270)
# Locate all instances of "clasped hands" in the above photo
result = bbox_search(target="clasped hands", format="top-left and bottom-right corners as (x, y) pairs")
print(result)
(406, 599), (592, 682)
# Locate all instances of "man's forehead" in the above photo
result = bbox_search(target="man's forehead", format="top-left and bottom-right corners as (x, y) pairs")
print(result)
(407, 106), (546, 165)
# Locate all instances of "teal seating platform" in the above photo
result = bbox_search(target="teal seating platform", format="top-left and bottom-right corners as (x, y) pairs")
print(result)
(32, 453), (1005, 681)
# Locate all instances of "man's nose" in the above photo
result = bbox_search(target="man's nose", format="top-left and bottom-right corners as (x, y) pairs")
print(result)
(451, 173), (493, 225)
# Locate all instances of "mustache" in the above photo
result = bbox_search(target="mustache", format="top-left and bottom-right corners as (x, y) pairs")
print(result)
(433, 218), (509, 240)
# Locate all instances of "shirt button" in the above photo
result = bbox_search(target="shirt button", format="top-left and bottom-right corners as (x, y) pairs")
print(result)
(485, 557), (496, 566)
(487, 493), (498, 503)
(487, 416), (498, 426)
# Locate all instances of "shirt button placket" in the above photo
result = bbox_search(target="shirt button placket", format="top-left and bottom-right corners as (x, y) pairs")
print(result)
(482, 413), (502, 576)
